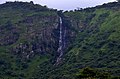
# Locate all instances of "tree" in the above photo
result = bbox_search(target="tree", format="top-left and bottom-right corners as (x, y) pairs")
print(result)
(76, 67), (111, 79)
(30, 1), (34, 4)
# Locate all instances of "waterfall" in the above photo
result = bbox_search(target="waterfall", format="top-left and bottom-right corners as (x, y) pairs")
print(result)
(54, 17), (66, 65)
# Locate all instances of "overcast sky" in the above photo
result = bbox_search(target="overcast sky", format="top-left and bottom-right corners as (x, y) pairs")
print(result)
(0, 0), (116, 10)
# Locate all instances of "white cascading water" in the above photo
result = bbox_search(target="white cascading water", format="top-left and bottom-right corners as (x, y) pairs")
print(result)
(63, 26), (66, 49)
(55, 17), (65, 65)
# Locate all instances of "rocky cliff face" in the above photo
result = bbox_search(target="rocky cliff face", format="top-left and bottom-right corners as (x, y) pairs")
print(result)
(0, 2), (76, 63)
(0, 1), (120, 79)
(12, 13), (59, 60)
(0, 23), (19, 46)
(0, 2), (77, 78)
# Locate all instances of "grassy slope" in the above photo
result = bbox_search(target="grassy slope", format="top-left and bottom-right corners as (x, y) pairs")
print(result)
(33, 3), (120, 79)
(0, 1), (120, 79)
(61, 2), (120, 77)
(0, 2), (58, 79)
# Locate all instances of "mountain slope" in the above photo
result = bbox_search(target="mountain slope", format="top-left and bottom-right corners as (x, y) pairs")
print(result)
(55, 2), (120, 77)
(41, 2), (120, 78)
(0, 1), (59, 79)
(0, 1), (120, 79)
(0, 1), (75, 79)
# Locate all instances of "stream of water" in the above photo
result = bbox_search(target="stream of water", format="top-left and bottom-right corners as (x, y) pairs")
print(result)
(55, 17), (66, 65)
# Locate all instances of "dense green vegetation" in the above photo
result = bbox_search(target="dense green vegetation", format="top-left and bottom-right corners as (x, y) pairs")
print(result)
(0, 1), (120, 79)
(0, 1), (59, 79)
(50, 2), (120, 78)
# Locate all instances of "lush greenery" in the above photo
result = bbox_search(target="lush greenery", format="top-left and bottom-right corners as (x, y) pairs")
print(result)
(0, 1), (120, 79)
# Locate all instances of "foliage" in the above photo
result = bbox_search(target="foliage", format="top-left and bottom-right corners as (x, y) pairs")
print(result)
(76, 67), (111, 79)
(0, 1), (120, 79)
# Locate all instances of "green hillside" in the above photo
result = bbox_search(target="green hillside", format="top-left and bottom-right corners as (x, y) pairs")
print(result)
(0, 1), (59, 79)
(61, 2), (120, 77)
(0, 1), (120, 79)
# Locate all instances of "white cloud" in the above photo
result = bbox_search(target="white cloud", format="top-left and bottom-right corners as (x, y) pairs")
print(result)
(0, 0), (116, 10)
